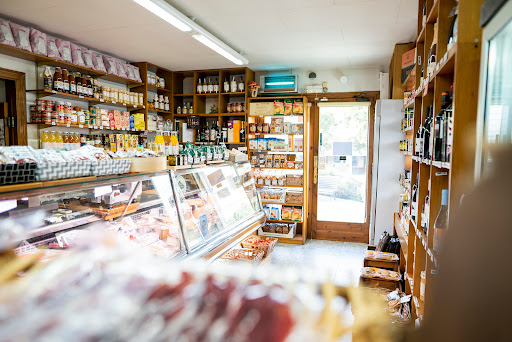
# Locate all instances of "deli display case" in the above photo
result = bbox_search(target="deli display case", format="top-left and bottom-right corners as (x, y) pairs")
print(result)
(0, 162), (265, 261)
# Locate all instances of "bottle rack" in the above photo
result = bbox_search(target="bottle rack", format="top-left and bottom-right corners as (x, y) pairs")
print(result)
(393, 0), (485, 325)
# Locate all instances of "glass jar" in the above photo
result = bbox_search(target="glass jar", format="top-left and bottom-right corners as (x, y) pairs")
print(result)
(139, 93), (144, 106)
(103, 87), (110, 102)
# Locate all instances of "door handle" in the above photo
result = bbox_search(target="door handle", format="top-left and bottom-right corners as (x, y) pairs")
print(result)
(314, 156), (318, 185)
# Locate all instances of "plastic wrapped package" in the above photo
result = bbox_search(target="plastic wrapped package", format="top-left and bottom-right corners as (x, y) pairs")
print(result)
(9, 22), (31, 52)
(46, 36), (61, 60)
(56, 39), (72, 63)
(131, 65), (142, 82)
(103, 55), (118, 75)
(0, 146), (37, 164)
(29, 28), (46, 56)
(70, 42), (85, 66)
(365, 250), (399, 262)
(82, 48), (94, 69)
(360, 267), (401, 282)
(32, 149), (66, 163)
(0, 241), (371, 342)
(92, 52), (107, 72)
(0, 19), (16, 47)
(116, 60), (128, 78)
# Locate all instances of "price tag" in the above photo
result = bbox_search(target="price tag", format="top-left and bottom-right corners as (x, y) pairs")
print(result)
(52, 90), (56, 94)
(198, 214), (208, 239)
(133, 105), (137, 108)
(66, 123), (70, 127)
(88, 125), (92, 128)
(52, 122), (56, 126)
(123, 103), (126, 106)
(93, 126), (98, 129)
(142, 105), (145, 108)
(112, 101), (116, 104)
(78, 95), (84, 99)
(79, 124), (83, 128)
(100, 126), (103, 130)
(100, 99), (104, 102)
(94, 185), (112, 198)
(259, 115), (263, 118)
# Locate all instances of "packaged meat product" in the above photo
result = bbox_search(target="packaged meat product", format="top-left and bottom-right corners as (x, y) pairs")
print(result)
(0, 146), (37, 164)
(60, 149), (96, 162)
(116, 60), (128, 78)
(46, 36), (61, 60)
(56, 39), (72, 63)
(103, 56), (118, 75)
(29, 28), (47, 56)
(82, 48), (94, 69)
(32, 149), (66, 163)
(9, 22), (32, 52)
(0, 20), (15, 47)
(70, 43), (85, 66)
(92, 52), (107, 72)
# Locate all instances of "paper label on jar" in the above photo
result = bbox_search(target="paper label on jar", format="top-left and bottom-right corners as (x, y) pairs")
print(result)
(18, 30), (30, 49)
(1, 25), (14, 42)
(70, 84), (76, 93)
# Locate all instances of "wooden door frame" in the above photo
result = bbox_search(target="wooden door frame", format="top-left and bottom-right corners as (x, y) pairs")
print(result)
(306, 91), (379, 243)
(0, 67), (27, 145)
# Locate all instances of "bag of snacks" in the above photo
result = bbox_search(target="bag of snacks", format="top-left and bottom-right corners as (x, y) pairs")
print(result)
(0, 146), (37, 164)
(56, 39), (72, 63)
(0, 19), (15, 47)
(292, 207), (303, 221)
(32, 149), (66, 163)
(71, 43), (85, 66)
(360, 267), (401, 282)
(116, 60), (128, 79)
(281, 206), (292, 220)
(103, 56), (118, 75)
(131, 65), (142, 82)
(82, 48), (94, 69)
(365, 250), (399, 262)
(125, 64), (135, 80)
(293, 99), (304, 115)
(10, 22), (31, 52)
(273, 100), (284, 115)
(92, 52), (107, 72)
(29, 28), (46, 56)
(284, 99), (293, 115)
(46, 36), (61, 60)
(61, 149), (95, 162)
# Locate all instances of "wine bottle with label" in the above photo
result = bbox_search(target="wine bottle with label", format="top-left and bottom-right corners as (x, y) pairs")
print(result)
(433, 189), (449, 253)
(197, 78), (202, 94)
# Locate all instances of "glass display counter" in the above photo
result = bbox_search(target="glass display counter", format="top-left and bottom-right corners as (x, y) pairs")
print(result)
(0, 162), (264, 261)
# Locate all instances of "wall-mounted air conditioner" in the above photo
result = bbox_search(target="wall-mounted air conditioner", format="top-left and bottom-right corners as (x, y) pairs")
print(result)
(260, 74), (298, 94)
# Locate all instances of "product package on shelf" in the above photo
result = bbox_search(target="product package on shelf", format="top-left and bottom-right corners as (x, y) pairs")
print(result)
(70, 42), (85, 66)
(0, 146), (38, 185)
(259, 222), (297, 239)
(0, 20), (16, 47)
(33, 148), (91, 181)
(360, 267), (401, 282)
(259, 187), (285, 203)
(10, 22), (31, 52)
(29, 28), (47, 56)
(46, 36), (60, 60)
(56, 39), (72, 63)
(365, 250), (399, 262)
(220, 248), (265, 263)
(240, 235), (278, 258)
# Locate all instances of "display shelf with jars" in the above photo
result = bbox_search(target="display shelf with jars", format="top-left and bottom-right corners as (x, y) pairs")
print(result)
(392, 0), (485, 325)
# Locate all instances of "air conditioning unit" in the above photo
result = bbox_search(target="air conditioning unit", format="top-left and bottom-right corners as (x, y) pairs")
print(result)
(260, 74), (298, 94)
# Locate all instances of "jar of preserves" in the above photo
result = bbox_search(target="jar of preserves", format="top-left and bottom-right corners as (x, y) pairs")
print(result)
(103, 87), (110, 102)
(139, 93), (144, 106)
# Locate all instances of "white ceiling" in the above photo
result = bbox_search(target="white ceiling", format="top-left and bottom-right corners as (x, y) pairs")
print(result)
(0, 0), (417, 71)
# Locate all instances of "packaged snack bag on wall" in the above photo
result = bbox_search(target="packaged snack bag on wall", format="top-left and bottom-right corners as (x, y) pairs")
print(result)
(293, 99), (304, 115)
(292, 207), (303, 221)
(56, 39), (72, 63)
(284, 99), (293, 115)
(82, 49), (94, 69)
(125, 64), (135, 80)
(282, 206), (293, 220)
(116, 60), (128, 78)
(46, 36), (61, 60)
(71, 43), (85, 66)
(29, 28), (47, 56)
(103, 56), (118, 75)
(10, 23), (32, 52)
(0, 20), (16, 47)
(274, 100), (284, 115)
(92, 52), (107, 72)
(131, 65), (142, 82)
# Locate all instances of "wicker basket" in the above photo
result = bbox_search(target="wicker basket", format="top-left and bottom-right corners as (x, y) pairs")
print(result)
(221, 248), (264, 263)
(240, 236), (278, 258)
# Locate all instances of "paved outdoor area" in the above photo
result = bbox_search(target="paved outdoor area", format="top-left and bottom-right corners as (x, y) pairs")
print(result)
(271, 239), (368, 286)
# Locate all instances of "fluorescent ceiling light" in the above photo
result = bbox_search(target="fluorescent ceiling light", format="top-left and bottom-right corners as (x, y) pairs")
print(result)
(132, 0), (191, 32)
(193, 34), (248, 65)
(266, 82), (295, 86)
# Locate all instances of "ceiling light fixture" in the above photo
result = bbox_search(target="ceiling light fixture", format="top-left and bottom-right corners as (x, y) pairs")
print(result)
(131, 0), (191, 32)
(131, 0), (248, 65)
(192, 34), (248, 65)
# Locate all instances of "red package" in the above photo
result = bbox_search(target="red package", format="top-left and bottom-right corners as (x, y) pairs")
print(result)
(0, 20), (16, 47)
(56, 39), (72, 63)
(10, 22), (32, 52)
(116, 60), (127, 78)
(46, 36), (61, 60)
(71, 43), (85, 66)
(82, 48), (94, 69)
(29, 28), (47, 56)
(103, 56), (118, 75)
(92, 52), (107, 72)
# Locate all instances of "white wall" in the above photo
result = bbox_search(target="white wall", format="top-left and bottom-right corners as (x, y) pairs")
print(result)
(255, 67), (384, 93)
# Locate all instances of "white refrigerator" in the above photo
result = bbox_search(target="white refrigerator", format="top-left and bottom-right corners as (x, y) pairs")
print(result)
(369, 99), (405, 245)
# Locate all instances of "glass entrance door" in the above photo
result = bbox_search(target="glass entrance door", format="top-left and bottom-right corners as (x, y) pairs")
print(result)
(311, 101), (373, 242)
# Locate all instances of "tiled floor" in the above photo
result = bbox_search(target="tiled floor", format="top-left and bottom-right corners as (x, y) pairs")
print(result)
(271, 239), (368, 286)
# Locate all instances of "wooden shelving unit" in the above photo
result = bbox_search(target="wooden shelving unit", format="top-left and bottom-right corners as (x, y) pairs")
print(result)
(247, 96), (309, 245)
(393, 0), (484, 325)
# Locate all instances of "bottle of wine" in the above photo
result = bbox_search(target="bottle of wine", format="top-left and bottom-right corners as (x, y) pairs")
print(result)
(240, 121), (246, 143)
(434, 93), (450, 161)
(197, 78), (202, 94)
(423, 105), (433, 160)
(415, 127), (424, 157)
(433, 189), (449, 253)
(210, 121), (217, 143)
(445, 84), (454, 162)
(204, 122), (210, 143)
